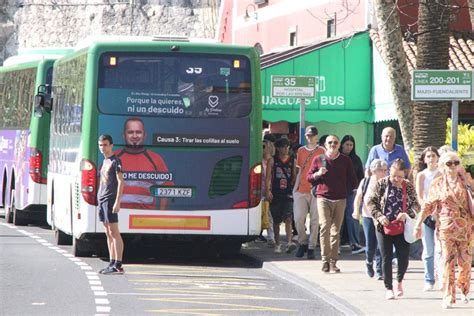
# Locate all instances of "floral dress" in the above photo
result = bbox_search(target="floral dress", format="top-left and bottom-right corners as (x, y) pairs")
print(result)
(420, 175), (473, 303)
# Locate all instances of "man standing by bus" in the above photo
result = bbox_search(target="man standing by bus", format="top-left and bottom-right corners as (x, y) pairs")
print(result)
(98, 134), (125, 275)
(115, 117), (172, 210)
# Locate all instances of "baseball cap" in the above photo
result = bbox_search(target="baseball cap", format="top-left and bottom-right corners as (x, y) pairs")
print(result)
(305, 126), (318, 136)
(275, 137), (290, 148)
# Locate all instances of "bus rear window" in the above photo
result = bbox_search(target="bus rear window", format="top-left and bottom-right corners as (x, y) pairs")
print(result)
(97, 52), (252, 118)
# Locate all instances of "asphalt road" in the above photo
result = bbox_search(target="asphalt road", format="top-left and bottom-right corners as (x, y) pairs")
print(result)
(0, 216), (342, 316)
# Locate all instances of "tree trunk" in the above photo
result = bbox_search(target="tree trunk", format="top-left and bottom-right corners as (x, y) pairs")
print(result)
(470, 0), (474, 31)
(413, 0), (451, 157)
(373, 0), (414, 149)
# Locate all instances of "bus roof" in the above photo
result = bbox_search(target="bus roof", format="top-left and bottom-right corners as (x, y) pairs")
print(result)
(74, 35), (218, 51)
(3, 48), (73, 67)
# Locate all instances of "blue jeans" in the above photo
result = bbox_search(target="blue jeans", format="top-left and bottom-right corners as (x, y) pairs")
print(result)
(344, 192), (359, 245)
(362, 217), (382, 276)
(422, 223), (435, 285)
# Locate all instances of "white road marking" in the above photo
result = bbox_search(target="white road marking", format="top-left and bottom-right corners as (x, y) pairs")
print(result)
(81, 266), (93, 270)
(95, 298), (110, 305)
(91, 286), (105, 291)
(88, 275), (100, 280)
(94, 291), (108, 296)
(89, 280), (102, 285)
(96, 306), (111, 313)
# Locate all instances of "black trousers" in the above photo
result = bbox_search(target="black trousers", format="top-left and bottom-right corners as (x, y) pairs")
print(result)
(375, 230), (410, 290)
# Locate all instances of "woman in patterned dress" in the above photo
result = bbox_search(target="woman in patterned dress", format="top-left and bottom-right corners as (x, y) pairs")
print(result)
(414, 152), (473, 309)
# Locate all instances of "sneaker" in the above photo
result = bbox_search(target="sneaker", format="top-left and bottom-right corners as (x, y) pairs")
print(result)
(461, 293), (470, 304)
(286, 242), (297, 254)
(99, 262), (114, 274)
(376, 274), (383, 281)
(321, 262), (330, 273)
(101, 266), (124, 275)
(351, 244), (365, 254)
(329, 262), (341, 273)
(307, 249), (315, 260)
(395, 281), (403, 297)
(441, 300), (453, 309)
(385, 290), (395, 300)
(423, 283), (434, 292)
(267, 240), (276, 248)
(274, 244), (282, 253)
(255, 235), (267, 243)
(295, 244), (308, 258)
(366, 262), (375, 278)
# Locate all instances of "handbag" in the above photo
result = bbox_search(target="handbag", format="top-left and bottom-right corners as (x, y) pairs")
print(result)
(383, 220), (405, 236)
(383, 181), (407, 236)
(404, 213), (417, 243)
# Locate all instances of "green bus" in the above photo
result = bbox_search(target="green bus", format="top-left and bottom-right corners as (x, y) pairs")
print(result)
(0, 53), (67, 225)
(43, 38), (263, 256)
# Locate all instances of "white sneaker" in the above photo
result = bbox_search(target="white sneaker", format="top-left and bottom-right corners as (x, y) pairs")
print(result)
(423, 283), (434, 292)
(286, 242), (297, 253)
(274, 244), (282, 253)
(385, 290), (395, 300)
(461, 293), (470, 304)
(441, 300), (453, 309)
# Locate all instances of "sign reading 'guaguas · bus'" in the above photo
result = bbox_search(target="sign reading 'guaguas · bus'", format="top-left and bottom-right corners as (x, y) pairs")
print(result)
(412, 70), (473, 101)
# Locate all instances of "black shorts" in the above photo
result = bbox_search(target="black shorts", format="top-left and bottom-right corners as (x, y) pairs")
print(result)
(98, 200), (118, 224)
(270, 195), (293, 224)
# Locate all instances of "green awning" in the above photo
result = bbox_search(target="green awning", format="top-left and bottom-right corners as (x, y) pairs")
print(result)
(261, 32), (373, 123)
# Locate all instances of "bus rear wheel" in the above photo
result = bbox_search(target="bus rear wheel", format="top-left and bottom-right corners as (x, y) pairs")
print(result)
(55, 229), (72, 246)
(73, 237), (92, 257)
(4, 191), (13, 224)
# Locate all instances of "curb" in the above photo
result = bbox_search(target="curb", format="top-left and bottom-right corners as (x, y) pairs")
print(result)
(262, 261), (363, 316)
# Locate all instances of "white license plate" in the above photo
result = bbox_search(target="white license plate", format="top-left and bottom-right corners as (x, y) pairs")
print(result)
(156, 187), (193, 198)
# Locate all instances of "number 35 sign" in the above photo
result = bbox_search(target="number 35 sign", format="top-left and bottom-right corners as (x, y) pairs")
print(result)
(271, 76), (316, 98)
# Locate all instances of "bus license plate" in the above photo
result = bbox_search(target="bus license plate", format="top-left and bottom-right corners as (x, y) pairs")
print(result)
(156, 187), (193, 198)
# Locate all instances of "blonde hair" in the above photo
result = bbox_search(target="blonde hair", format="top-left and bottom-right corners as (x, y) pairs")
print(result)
(438, 145), (454, 156)
(263, 139), (275, 157)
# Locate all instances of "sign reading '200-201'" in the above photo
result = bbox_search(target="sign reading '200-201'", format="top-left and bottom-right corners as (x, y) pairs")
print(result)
(412, 70), (473, 101)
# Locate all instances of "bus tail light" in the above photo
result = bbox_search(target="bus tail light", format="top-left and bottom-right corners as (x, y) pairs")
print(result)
(249, 163), (262, 208)
(29, 148), (46, 184)
(81, 159), (97, 206)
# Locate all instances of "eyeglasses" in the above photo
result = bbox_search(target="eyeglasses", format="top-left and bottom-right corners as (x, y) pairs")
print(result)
(327, 141), (339, 145)
(445, 160), (460, 167)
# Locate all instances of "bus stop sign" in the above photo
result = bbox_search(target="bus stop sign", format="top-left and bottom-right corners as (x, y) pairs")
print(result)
(271, 76), (316, 98)
(411, 70), (473, 101)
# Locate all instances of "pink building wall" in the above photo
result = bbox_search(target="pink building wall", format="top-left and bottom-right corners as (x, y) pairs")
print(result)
(217, 0), (368, 54)
(217, 0), (473, 54)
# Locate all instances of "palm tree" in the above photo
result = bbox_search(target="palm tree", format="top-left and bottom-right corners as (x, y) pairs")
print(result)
(413, 0), (451, 156)
(373, 0), (414, 149)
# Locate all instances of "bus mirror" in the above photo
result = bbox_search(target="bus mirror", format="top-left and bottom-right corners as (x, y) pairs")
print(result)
(34, 95), (45, 117)
(44, 96), (53, 112)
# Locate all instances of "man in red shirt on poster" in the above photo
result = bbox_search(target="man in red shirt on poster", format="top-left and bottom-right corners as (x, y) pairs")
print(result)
(114, 117), (172, 210)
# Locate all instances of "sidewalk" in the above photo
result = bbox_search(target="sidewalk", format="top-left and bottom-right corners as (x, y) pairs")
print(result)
(242, 239), (474, 316)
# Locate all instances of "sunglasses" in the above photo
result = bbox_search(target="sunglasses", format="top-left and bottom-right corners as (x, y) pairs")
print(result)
(445, 160), (460, 167)
(327, 141), (339, 145)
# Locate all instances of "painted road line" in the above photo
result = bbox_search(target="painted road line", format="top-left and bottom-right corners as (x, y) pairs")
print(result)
(89, 280), (102, 285)
(91, 286), (105, 291)
(81, 266), (93, 270)
(95, 298), (110, 305)
(96, 306), (111, 313)
(94, 291), (108, 296)
(143, 299), (296, 313)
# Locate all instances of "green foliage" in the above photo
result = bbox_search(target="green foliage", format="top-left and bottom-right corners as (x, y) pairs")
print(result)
(445, 119), (474, 168)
